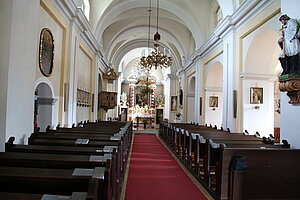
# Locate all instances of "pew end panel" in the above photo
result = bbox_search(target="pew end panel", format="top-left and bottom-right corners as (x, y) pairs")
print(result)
(219, 148), (300, 200)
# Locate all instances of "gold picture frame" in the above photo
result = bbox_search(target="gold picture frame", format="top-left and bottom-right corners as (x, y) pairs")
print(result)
(170, 95), (178, 112)
(39, 28), (54, 77)
(209, 96), (218, 107)
(250, 87), (263, 104)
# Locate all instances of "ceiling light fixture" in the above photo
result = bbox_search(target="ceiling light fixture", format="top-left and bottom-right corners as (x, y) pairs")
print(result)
(140, 0), (172, 70)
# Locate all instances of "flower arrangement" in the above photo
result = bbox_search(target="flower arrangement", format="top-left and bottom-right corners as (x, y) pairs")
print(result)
(175, 112), (181, 120)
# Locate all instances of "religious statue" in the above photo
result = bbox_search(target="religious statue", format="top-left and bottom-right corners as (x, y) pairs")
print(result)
(120, 92), (128, 106)
(278, 15), (300, 104)
(278, 14), (300, 75)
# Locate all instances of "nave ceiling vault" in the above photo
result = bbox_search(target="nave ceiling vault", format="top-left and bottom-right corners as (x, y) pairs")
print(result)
(88, 0), (227, 76)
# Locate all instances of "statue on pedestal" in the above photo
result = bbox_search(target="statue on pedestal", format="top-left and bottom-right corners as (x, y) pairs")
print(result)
(278, 15), (300, 104)
(278, 14), (300, 75)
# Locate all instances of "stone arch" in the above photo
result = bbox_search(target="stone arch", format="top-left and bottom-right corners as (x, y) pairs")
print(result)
(34, 79), (55, 132)
(242, 28), (280, 137)
(187, 76), (196, 123)
(205, 62), (223, 128)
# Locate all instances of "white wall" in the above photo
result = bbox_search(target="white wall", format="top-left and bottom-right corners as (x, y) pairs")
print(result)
(205, 58), (223, 128)
(280, 93), (300, 149)
(187, 95), (195, 122)
(4, 0), (39, 146)
(205, 91), (223, 128)
(281, 0), (300, 18)
(0, 0), (13, 151)
(38, 5), (64, 127)
(242, 80), (274, 137)
(76, 47), (92, 123)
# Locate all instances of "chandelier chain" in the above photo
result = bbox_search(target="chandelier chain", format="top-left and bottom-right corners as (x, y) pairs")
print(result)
(140, 0), (172, 71)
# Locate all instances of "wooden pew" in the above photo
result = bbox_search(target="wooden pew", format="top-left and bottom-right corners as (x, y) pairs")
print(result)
(217, 147), (300, 200)
(159, 122), (298, 200)
(0, 151), (116, 200)
(4, 121), (133, 200)
(5, 137), (120, 200)
(0, 192), (89, 200)
(0, 166), (107, 200)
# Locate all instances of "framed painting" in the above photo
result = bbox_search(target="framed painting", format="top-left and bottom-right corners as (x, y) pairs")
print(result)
(39, 28), (54, 77)
(209, 96), (218, 107)
(170, 95), (177, 112)
(250, 87), (263, 104)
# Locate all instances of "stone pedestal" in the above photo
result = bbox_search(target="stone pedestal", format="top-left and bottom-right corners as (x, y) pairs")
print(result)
(279, 75), (300, 104)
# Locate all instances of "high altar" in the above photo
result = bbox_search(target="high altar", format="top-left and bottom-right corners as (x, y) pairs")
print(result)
(119, 83), (164, 128)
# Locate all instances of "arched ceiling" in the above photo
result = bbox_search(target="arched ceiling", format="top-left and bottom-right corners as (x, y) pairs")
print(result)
(88, 0), (236, 77)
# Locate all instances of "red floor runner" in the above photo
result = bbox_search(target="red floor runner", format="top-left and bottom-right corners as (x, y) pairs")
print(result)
(125, 135), (207, 200)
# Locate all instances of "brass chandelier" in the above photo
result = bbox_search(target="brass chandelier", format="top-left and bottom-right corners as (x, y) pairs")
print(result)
(140, 0), (172, 70)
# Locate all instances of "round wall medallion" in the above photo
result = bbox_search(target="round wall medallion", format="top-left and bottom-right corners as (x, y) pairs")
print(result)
(39, 28), (54, 77)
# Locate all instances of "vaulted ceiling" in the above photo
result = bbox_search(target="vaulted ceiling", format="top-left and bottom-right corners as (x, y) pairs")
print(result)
(82, 0), (241, 76)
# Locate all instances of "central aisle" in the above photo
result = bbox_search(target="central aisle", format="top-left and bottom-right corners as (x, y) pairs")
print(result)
(125, 134), (208, 200)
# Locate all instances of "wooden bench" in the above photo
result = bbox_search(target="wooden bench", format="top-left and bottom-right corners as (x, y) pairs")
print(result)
(0, 151), (116, 200)
(0, 192), (89, 200)
(159, 122), (299, 200)
(0, 166), (106, 200)
(5, 121), (133, 200)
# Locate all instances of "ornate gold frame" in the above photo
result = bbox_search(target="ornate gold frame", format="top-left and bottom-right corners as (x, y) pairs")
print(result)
(39, 28), (54, 77)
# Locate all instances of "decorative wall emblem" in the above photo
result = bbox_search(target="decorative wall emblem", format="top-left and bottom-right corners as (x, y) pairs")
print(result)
(39, 28), (54, 77)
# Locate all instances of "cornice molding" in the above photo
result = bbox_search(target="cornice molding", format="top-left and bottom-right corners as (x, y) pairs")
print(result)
(181, 0), (275, 73)
(205, 87), (223, 92)
(240, 73), (278, 81)
(54, 0), (109, 68)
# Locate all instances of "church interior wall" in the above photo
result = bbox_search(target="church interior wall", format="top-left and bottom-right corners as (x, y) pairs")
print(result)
(163, 78), (171, 121)
(0, 0), (13, 151)
(235, 6), (280, 137)
(242, 79), (275, 137)
(75, 44), (93, 123)
(231, 0), (280, 132)
(205, 60), (223, 128)
(2, 0), (40, 148)
(185, 72), (196, 123)
(1, 0), (300, 150)
(201, 47), (223, 127)
(205, 90), (223, 127)
(38, 3), (65, 128)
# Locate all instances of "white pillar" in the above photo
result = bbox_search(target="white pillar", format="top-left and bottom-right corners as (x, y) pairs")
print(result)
(222, 30), (237, 131)
(66, 20), (80, 127)
(195, 59), (204, 123)
(179, 71), (187, 122)
(0, 0), (39, 149)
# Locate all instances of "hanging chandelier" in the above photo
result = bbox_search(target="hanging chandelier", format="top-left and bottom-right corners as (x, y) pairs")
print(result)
(128, 65), (156, 86)
(140, 0), (172, 70)
(137, 70), (156, 86)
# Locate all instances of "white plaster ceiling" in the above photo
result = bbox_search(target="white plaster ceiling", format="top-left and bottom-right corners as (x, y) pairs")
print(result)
(87, 0), (238, 77)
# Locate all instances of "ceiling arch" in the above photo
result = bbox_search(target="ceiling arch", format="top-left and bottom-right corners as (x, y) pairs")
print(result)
(244, 29), (280, 75)
(112, 39), (181, 75)
(94, 0), (204, 48)
(106, 25), (186, 64)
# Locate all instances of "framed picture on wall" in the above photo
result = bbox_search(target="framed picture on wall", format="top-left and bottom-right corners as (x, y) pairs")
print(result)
(39, 28), (54, 77)
(250, 87), (263, 104)
(170, 95), (178, 112)
(209, 96), (218, 107)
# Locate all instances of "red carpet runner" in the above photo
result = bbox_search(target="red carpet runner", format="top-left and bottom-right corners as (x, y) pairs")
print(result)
(125, 135), (207, 200)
